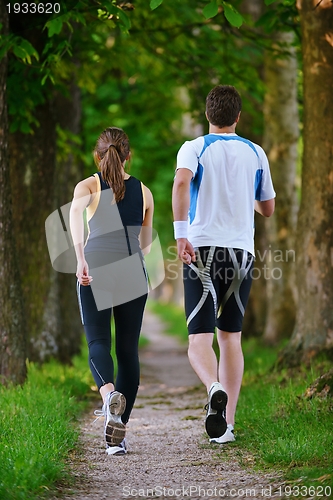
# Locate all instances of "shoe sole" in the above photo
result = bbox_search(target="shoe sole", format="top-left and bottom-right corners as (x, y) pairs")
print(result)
(210, 434), (235, 444)
(106, 445), (127, 456)
(108, 449), (126, 456)
(105, 392), (126, 446)
(205, 390), (228, 438)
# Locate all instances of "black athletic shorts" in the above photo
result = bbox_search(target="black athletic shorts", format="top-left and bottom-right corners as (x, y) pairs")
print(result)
(183, 246), (254, 334)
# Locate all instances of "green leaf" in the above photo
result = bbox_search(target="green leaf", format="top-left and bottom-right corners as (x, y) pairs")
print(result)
(203, 1), (219, 19)
(41, 73), (49, 86)
(20, 121), (32, 134)
(20, 39), (39, 61)
(72, 11), (86, 26)
(41, 69), (55, 85)
(264, 0), (277, 4)
(255, 10), (276, 29)
(13, 45), (27, 60)
(150, 0), (163, 10)
(222, 2), (243, 28)
(117, 8), (131, 30)
(101, 0), (118, 14)
(46, 18), (63, 37)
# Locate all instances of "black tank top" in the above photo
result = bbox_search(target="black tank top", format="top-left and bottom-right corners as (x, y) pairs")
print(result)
(84, 173), (145, 257)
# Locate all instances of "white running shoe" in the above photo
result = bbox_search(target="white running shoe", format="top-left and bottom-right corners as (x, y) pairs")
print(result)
(106, 438), (127, 456)
(94, 391), (126, 446)
(205, 382), (228, 439)
(210, 424), (235, 444)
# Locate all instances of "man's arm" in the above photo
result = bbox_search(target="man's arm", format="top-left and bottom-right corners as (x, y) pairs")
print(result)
(255, 198), (275, 217)
(172, 168), (196, 264)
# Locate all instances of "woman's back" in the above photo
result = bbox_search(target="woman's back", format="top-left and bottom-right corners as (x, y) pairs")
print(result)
(85, 173), (144, 258)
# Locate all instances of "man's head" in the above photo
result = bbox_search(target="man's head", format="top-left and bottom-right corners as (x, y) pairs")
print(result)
(206, 85), (242, 128)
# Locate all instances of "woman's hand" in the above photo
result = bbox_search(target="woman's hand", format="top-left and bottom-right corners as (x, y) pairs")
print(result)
(76, 259), (93, 286)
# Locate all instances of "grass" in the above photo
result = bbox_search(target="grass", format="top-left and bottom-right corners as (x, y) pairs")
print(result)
(0, 327), (148, 500)
(0, 340), (93, 500)
(238, 366), (333, 490)
(149, 299), (333, 495)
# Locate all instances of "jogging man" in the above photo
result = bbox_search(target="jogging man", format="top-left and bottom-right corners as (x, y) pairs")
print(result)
(172, 85), (275, 444)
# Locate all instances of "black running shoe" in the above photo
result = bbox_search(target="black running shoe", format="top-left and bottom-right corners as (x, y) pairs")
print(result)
(204, 383), (228, 438)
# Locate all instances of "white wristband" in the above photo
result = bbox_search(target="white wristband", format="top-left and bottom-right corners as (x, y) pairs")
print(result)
(173, 221), (188, 239)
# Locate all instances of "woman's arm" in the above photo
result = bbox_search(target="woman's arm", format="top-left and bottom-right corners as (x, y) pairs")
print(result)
(140, 185), (154, 255)
(69, 180), (93, 285)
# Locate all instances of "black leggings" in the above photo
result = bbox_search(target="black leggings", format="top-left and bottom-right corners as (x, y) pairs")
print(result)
(77, 282), (147, 424)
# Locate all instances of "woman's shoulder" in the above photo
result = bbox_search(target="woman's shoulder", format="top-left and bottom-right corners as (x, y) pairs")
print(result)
(76, 174), (99, 192)
(141, 182), (153, 208)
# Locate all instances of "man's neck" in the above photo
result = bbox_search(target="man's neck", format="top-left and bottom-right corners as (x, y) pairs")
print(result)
(209, 123), (237, 134)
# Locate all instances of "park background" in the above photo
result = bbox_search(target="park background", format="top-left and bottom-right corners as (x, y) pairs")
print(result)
(0, 0), (332, 498)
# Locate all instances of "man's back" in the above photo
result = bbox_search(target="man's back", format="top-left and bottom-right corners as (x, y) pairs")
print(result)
(176, 132), (275, 256)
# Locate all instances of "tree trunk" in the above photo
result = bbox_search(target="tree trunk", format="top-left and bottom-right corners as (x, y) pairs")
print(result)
(282, 0), (333, 366)
(262, 31), (299, 345)
(52, 83), (84, 363)
(243, 215), (269, 337)
(239, 0), (269, 338)
(0, 0), (27, 384)
(10, 87), (84, 364)
(7, 8), (84, 363)
(9, 102), (57, 362)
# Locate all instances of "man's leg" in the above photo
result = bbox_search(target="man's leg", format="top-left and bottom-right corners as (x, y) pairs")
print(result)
(217, 329), (243, 427)
(188, 332), (228, 438)
(187, 332), (218, 391)
(214, 247), (253, 439)
(184, 247), (218, 391)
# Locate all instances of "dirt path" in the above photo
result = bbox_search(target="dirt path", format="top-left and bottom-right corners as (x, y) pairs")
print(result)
(58, 311), (284, 500)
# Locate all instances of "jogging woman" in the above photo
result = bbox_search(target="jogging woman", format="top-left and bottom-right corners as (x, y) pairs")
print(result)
(70, 127), (154, 455)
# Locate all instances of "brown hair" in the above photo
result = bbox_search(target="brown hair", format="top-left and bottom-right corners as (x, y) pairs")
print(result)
(93, 127), (130, 203)
(206, 85), (242, 128)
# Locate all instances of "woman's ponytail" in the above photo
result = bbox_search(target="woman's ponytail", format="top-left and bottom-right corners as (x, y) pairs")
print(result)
(93, 127), (130, 203)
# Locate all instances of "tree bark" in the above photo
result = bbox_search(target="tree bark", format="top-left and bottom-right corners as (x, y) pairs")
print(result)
(0, 0), (27, 384)
(7, 10), (84, 363)
(239, 0), (269, 338)
(262, 31), (299, 344)
(282, 0), (333, 365)
(10, 86), (84, 363)
(243, 215), (269, 337)
(9, 102), (57, 362)
(52, 83), (84, 363)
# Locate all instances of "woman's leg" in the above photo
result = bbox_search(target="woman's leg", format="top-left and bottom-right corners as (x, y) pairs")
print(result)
(77, 281), (128, 450)
(113, 293), (147, 424)
(77, 281), (114, 397)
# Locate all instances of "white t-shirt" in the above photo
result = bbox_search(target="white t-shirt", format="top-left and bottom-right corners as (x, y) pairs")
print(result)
(176, 133), (276, 256)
